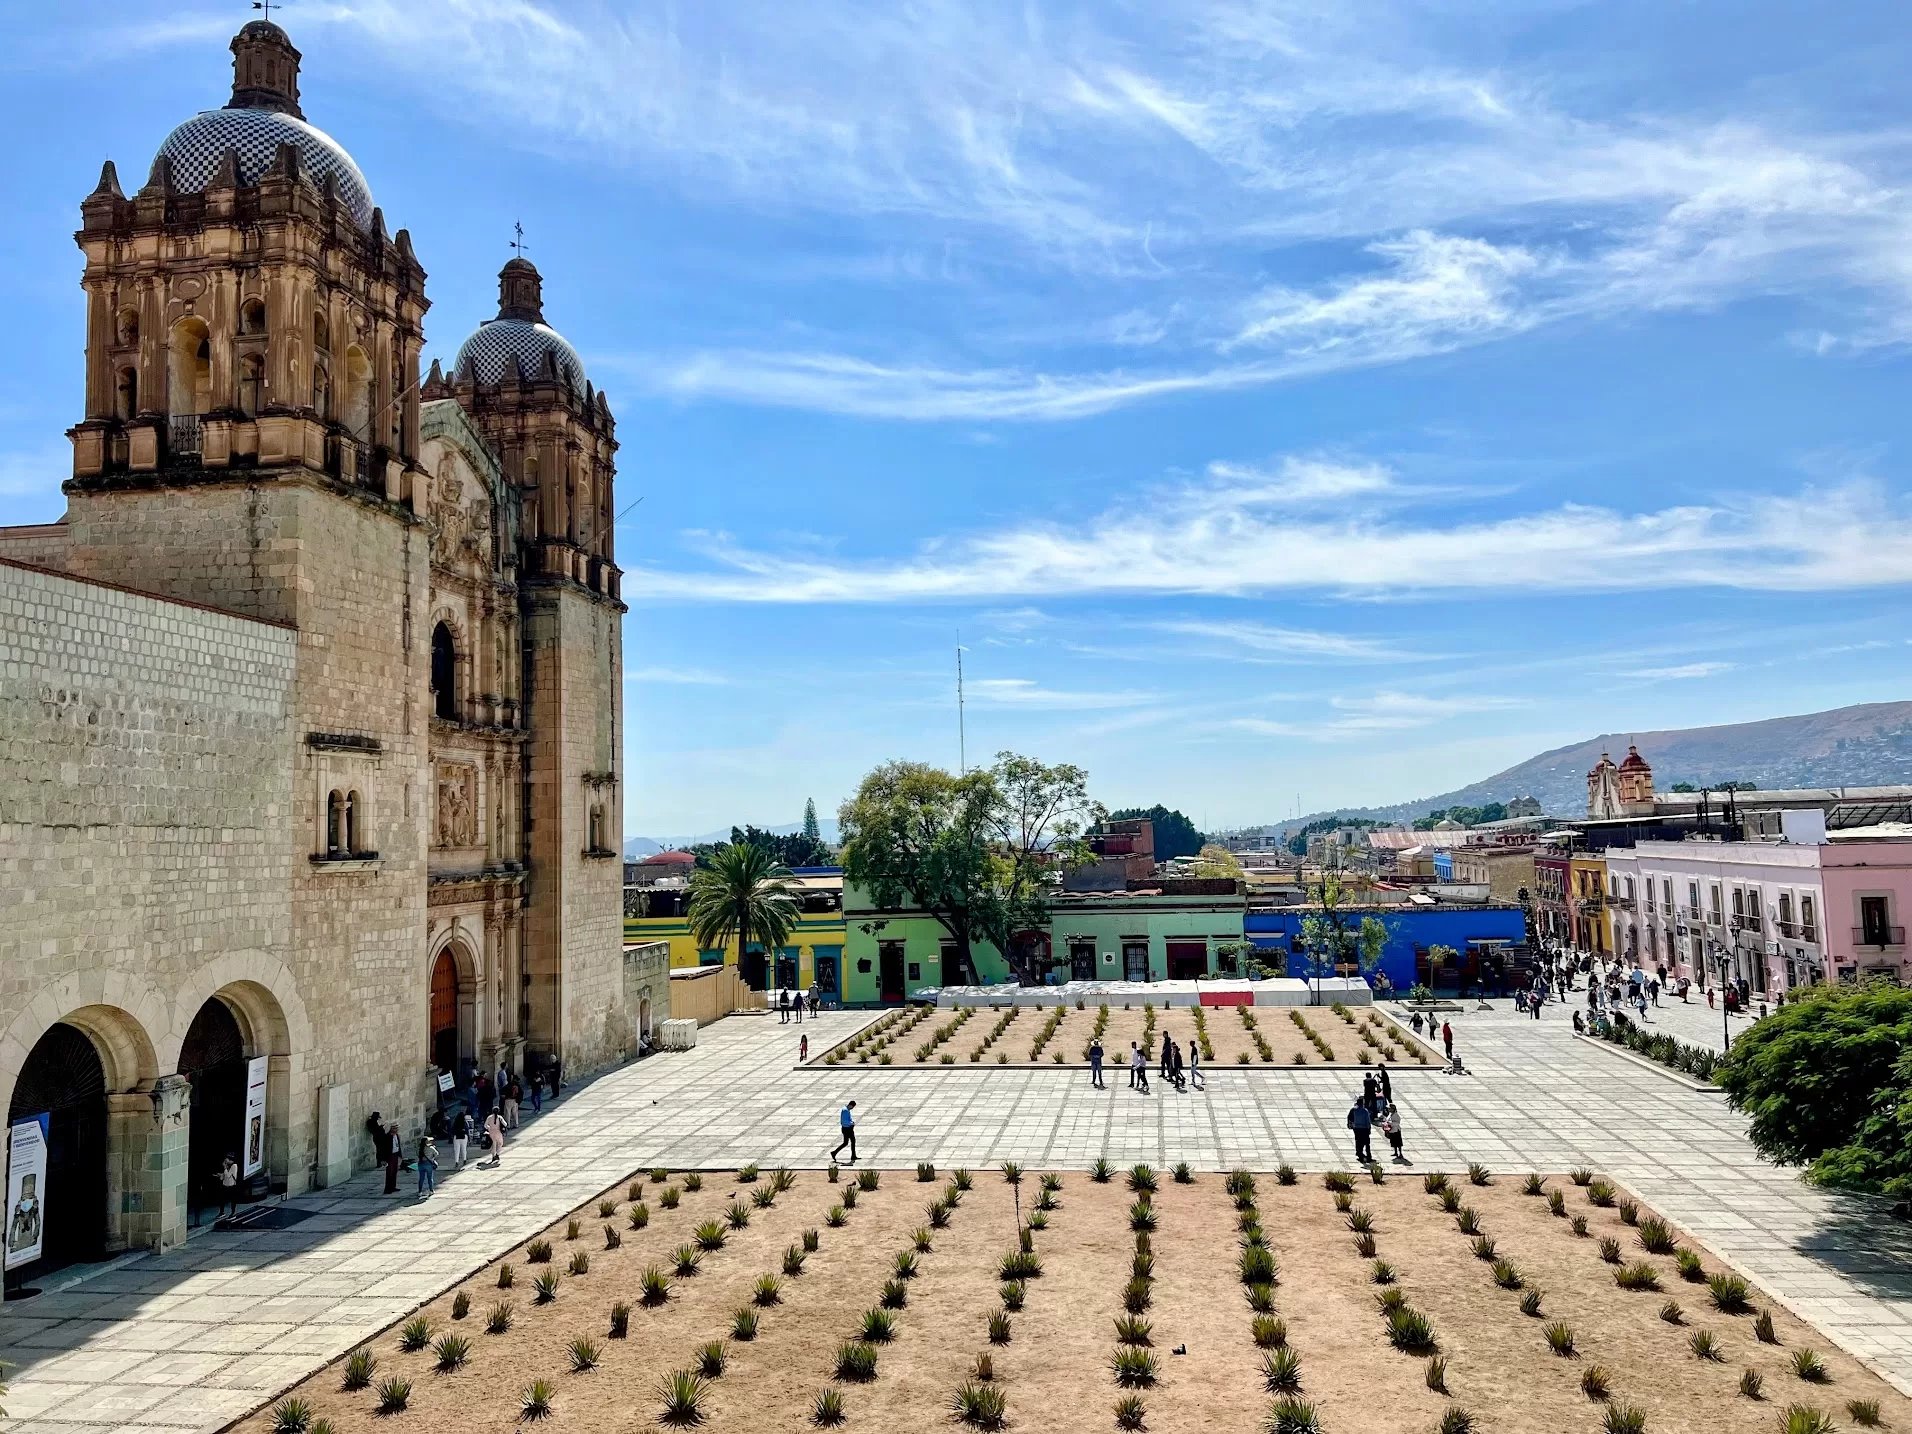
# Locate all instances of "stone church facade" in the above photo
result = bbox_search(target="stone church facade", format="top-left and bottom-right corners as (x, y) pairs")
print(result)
(0, 20), (637, 1281)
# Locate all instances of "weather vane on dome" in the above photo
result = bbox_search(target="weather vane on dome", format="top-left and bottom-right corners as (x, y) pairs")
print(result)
(251, 0), (284, 20)
(510, 221), (531, 259)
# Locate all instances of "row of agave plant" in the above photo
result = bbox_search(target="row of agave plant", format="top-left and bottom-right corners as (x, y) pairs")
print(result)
(942, 1163), (1067, 1431)
(1107, 1163), (1168, 1430)
(1225, 1166), (1317, 1434)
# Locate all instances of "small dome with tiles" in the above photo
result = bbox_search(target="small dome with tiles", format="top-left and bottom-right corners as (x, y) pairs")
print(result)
(452, 259), (588, 389)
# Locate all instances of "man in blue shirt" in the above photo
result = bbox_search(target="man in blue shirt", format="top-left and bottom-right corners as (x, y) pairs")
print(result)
(1347, 1095), (1373, 1164)
(831, 1099), (858, 1164)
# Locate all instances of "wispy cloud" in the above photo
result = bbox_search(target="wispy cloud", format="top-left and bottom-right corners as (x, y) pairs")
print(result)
(966, 677), (1156, 710)
(626, 468), (1912, 604)
(1230, 691), (1527, 741)
(1619, 661), (1736, 681)
(1154, 619), (1411, 661)
(628, 666), (732, 686)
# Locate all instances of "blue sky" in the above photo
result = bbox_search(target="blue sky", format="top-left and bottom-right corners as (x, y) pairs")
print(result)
(3, 2), (1910, 840)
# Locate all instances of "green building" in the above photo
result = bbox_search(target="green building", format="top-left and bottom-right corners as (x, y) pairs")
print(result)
(841, 878), (1247, 1004)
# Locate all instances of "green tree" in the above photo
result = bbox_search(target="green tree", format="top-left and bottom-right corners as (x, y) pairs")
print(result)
(1295, 870), (1391, 1005)
(1108, 805), (1204, 861)
(840, 752), (1101, 987)
(803, 798), (820, 843)
(1715, 983), (1912, 1194)
(1193, 844), (1245, 879)
(687, 842), (800, 989)
(1670, 782), (1697, 793)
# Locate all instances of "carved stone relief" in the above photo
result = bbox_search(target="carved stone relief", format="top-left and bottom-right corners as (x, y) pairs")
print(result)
(435, 761), (477, 847)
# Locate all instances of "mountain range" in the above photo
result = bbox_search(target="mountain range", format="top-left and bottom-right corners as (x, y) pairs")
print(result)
(625, 819), (842, 859)
(1273, 700), (1912, 835)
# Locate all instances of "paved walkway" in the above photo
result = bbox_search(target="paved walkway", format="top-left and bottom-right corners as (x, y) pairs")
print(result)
(4, 1003), (1912, 1432)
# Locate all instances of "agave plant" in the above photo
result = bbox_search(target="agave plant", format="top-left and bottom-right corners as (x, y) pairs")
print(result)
(1111, 1346), (1159, 1388)
(725, 1201), (752, 1230)
(533, 1269), (561, 1304)
(987, 1310), (1012, 1345)
(1266, 1397), (1322, 1433)
(565, 1219), (581, 1242)
(803, 1228), (821, 1253)
(1636, 1217), (1676, 1254)
(1277, 1164), (1298, 1185)
(825, 1205), (847, 1227)
(1849, 1398), (1882, 1426)
(451, 1290), (471, 1321)
(1777, 1409), (1836, 1434)
(568, 1250), (590, 1277)
(754, 1273), (784, 1307)
(1756, 1310), (1780, 1345)
(1492, 1259), (1524, 1291)
(1580, 1364), (1611, 1399)
(694, 1221), (727, 1252)
(752, 1185), (777, 1210)
(641, 1267), (672, 1306)
(1000, 1280), (1025, 1312)
(399, 1316), (432, 1352)
(950, 1382), (1007, 1431)
(1261, 1346), (1303, 1394)
(375, 1376), (412, 1414)
(1519, 1288), (1544, 1318)
(673, 1245), (704, 1277)
(695, 1342), (728, 1379)
(1466, 1163), (1492, 1186)
(1246, 1282), (1277, 1314)
(730, 1306), (759, 1342)
(1544, 1321), (1576, 1357)
(1601, 1404), (1647, 1434)
(486, 1301), (514, 1334)
(1708, 1272), (1752, 1314)
(810, 1387), (846, 1428)
(1438, 1410), (1475, 1434)
(1548, 1190), (1568, 1217)
(656, 1370), (709, 1427)
(1114, 1394), (1146, 1431)
(835, 1341), (879, 1382)
(527, 1238), (553, 1264)
(1387, 1306), (1438, 1354)
(1091, 1158), (1114, 1183)
(1424, 1355), (1448, 1393)
(1615, 1262), (1662, 1292)
(1522, 1173), (1546, 1196)
(1790, 1349), (1829, 1383)
(610, 1301), (631, 1338)
(860, 1308), (896, 1344)
(432, 1333), (471, 1372)
(1659, 1300), (1684, 1325)
(270, 1398), (313, 1434)
(660, 1186), (682, 1209)
(628, 1204), (650, 1230)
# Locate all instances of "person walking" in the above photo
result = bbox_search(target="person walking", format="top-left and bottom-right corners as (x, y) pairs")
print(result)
(383, 1123), (402, 1194)
(1088, 1036), (1106, 1089)
(483, 1108), (505, 1167)
(1376, 1062), (1392, 1109)
(1130, 1042), (1150, 1094)
(831, 1100), (858, 1164)
(217, 1152), (241, 1219)
(1441, 1020), (1454, 1062)
(527, 1068), (543, 1115)
(779, 989), (791, 1024)
(1168, 1038), (1186, 1093)
(1362, 1072), (1379, 1113)
(1158, 1035), (1174, 1087)
(1347, 1096), (1373, 1164)
(1187, 1040), (1204, 1091)
(416, 1133), (438, 1197)
(503, 1079), (521, 1129)
(794, 990), (804, 1025)
(450, 1106), (470, 1168)
(1381, 1102), (1405, 1164)
(799, 1032), (810, 1063)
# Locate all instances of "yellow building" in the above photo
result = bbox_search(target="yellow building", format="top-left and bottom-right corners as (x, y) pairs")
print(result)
(1569, 854), (1610, 955)
(624, 866), (846, 994)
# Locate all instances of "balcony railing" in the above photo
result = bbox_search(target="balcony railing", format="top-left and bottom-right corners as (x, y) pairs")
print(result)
(168, 413), (202, 459)
(1855, 926), (1907, 948)
(1733, 913), (1763, 934)
(1775, 920), (1818, 943)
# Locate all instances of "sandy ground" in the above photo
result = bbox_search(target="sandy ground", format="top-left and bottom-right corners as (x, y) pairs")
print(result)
(235, 1163), (1906, 1434)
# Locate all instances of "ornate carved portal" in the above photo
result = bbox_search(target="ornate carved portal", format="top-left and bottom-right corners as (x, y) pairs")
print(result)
(435, 761), (477, 848)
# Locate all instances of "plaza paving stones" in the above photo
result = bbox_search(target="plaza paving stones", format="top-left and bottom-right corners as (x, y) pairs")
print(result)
(5, 1001), (1912, 1431)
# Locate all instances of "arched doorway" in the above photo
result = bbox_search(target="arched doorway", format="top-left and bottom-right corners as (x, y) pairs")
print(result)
(178, 999), (246, 1225)
(430, 949), (460, 1073)
(7, 1023), (108, 1282)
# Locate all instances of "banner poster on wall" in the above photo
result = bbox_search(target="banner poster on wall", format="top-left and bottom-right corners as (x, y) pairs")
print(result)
(242, 1056), (269, 1178)
(6, 1113), (49, 1271)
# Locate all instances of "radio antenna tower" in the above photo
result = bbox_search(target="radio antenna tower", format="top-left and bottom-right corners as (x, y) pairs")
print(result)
(957, 640), (967, 774)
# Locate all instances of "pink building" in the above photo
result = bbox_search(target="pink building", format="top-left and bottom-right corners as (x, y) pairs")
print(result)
(1820, 834), (1912, 982)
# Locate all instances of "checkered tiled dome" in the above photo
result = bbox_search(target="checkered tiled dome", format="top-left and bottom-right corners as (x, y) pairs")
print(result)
(155, 107), (374, 230)
(454, 319), (587, 389)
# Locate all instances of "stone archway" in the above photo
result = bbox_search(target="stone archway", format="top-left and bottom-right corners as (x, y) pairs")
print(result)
(427, 935), (481, 1078)
(1, 995), (162, 1279)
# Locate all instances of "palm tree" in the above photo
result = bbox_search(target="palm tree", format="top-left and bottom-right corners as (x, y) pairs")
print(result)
(688, 842), (801, 992)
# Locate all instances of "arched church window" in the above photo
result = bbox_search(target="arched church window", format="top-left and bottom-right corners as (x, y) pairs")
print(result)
(431, 622), (458, 721)
(589, 804), (605, 853)
(312, 361), (330, 420)
(116, 309), (139, 347)
(313, 311), (330, 353)
(116, 368), (138, 422)
(239, 354), (265, 418)
(239, 299), (267, 337)
(326, 789), (346, 855)
(344, 790), (361, 854)
(342, 345), (371, 441)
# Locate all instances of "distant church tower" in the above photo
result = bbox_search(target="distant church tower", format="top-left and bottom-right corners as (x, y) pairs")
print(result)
(426, 257), (625, 1062)
(1588, 744), (1655, 819)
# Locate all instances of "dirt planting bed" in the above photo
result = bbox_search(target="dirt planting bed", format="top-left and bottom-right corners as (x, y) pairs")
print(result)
(816, 1000), (1437, 1071)
(242, 1161), (1904, 1434)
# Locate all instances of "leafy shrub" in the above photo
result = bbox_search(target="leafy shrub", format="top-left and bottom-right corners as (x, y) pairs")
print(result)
(1587, 1180), (1617, 1207)
(1240, 1245), (1277, 1285)
(566, 1219), (581, 1242)
(1619, 1200), (1639, 1225)
(375, 1376), (412, 1414)
(527, 1238), (552, 1263)
(1323, 1171), (1355, 1193)
(650, 1166), (669, 1183)
(858, 1168), (881, 1191)
(1333, 1192), (1354, 1214)
(660, 1187), (681, 1209)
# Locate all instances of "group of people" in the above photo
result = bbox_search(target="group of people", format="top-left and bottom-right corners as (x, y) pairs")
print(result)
(1347, 1068), (1407, 1164)
(357, 1059), (561, 1200)
(1081, 1034), (1204, 1093)
(777, 988), (823, 1023)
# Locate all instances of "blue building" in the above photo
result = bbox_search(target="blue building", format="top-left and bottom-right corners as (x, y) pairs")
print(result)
(1246, 905), (1529, 992)
(1432, 851), (1454, 882)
